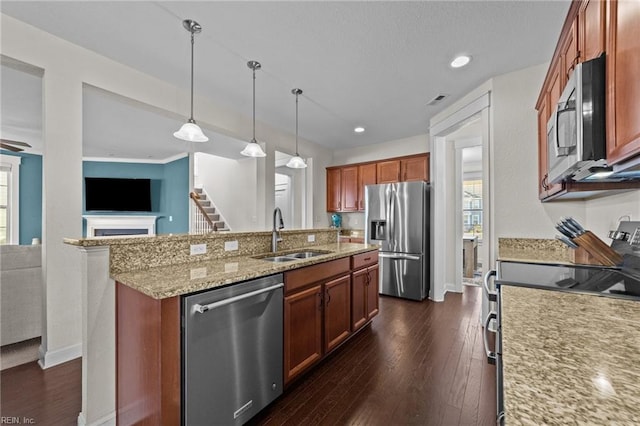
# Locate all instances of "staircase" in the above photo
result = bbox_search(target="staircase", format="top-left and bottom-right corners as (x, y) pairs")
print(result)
(190, 188), (230, 232)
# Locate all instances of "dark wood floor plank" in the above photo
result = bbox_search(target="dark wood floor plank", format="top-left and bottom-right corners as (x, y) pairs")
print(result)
(2, 285), (497, 426)
(0, 358), (81, 425)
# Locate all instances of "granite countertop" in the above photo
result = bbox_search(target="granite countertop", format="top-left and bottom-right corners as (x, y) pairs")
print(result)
(112, 243), (378, 299)
(500, 285), (640, 424)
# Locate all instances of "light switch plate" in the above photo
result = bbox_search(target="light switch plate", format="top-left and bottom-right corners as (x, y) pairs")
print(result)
(307, 234), (315, 242)
(190, 243), (207, 255)
(224, 240), (239, 251)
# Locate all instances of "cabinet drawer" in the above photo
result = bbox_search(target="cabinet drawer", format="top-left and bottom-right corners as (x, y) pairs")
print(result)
(285, 257), (351, 294)
(351, 251), (379, 270)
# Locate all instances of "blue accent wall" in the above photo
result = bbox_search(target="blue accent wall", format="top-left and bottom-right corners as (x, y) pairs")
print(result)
(1, 150), (43, 245)
(159, 156), (189, 234)
(82, 156), (189, 236)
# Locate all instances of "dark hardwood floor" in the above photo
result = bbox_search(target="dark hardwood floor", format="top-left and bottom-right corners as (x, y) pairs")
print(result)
(0, 285), (495, 426)
(1, 357), (81, 425)
(251, 284), (496, 426)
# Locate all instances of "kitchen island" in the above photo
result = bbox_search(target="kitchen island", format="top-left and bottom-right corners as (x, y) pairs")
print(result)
(66, 229), (379, 425)
(500, 285), (640, 424)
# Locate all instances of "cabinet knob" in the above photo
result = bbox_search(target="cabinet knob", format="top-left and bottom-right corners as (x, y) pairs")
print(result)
(325, 289), (331, 306)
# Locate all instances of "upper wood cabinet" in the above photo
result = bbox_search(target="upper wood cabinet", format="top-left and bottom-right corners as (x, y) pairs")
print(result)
(376, 160), (401, 184)
(327, 153), (430, 212)
(341, 166), (359, 212)
(560, 18), (579, 82)
(357, 163), (377, 211)
(326, 168), (342, 212)
(535, 0), (640, 201)
(606, 0), (640, 165)
(579, 0), (606, 62)
(401, 155), (429, 182)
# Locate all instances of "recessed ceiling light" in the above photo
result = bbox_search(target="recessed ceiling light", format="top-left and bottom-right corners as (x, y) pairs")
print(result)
(451, 55), (471, 68)
(354, 126), (365, 133)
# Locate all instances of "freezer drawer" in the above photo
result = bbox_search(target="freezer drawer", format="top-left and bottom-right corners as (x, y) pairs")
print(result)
(379, 252), (426, 301)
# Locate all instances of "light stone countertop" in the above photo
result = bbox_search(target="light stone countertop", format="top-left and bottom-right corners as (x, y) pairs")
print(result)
(112, 243), (378, 299)
(500, 285), (640, 425)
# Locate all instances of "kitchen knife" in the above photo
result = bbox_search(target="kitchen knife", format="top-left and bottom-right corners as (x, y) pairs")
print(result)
(565, 217), (586, 235)
(556, 234), (579, 249)
(556, 223), (577, 239)
(560, 218), (582, 236)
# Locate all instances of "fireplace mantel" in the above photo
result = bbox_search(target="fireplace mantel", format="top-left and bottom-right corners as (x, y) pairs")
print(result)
(83, 215), (158, 238)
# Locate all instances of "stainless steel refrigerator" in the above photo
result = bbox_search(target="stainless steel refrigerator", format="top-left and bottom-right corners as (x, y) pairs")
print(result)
(365, 181), (430, 301)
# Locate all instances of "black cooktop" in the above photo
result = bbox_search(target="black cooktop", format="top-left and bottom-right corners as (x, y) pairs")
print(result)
(496, 260), (640, 300)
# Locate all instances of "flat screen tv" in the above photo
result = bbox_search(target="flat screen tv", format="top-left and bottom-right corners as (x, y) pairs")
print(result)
(85, 177), (152, 212)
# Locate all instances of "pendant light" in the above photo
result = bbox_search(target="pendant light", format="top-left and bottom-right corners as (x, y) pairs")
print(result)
(240, 61), (267, 157)
(173, 19), (208, 143)
(286, 88), (307, 169)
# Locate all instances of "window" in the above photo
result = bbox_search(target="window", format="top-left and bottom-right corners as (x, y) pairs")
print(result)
(0, 156), (21, 245)
(463, 179), (482, 240)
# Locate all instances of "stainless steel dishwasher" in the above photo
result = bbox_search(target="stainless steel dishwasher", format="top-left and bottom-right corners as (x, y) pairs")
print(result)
(182, 273), (284, 425)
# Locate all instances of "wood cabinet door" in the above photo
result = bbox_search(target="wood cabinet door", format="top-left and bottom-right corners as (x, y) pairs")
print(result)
(538, 93), (551, 200)
(376, 160), (401, 184)
(351, 269), (368, 331)
(606, 0), (640, 165)
(401, 154), (429, 182)
(324, 275), (351, 353)
(284, 284), (323, 384)
(579, 0), (606, 62)
(366, 265), (380, 321)
(560, 18), (579, 82)
(326, 168), (342, 212)
(545, 60), (565, 198)
(357, 163), (377, 211)
(340, 166), (359, 212)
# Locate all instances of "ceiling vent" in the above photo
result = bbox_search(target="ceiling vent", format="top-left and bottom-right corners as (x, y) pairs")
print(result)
(427, 94), (448, 106)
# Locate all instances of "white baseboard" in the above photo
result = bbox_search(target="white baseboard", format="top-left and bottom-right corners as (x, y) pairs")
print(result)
(78, 411), (116, 426)
(442, 282), (460, 298)
(38, 342), (81, 369)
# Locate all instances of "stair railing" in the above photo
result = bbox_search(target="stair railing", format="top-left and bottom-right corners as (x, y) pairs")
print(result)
(190, 191), (217, 233)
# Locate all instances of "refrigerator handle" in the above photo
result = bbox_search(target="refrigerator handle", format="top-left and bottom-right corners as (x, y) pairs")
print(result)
(379, 253), (421, 261)
(388, 188), (395, 251)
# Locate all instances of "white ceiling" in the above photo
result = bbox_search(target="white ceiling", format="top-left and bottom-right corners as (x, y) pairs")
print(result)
(1, 1), (570, 160)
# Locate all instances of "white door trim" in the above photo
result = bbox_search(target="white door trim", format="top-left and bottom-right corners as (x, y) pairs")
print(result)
(429, 92), (491, 302)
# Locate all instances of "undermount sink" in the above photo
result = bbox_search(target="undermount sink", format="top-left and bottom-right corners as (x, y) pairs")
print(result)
(286, 251), (329, 259)
(254, 250), (331, 262)
(259, 256), (298, 263)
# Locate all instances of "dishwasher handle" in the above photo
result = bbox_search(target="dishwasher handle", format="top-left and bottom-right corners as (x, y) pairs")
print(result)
(193, 283), (284, 313)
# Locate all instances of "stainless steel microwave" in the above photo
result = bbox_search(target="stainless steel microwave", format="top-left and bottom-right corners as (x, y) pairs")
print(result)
(547, 54), (607, 183)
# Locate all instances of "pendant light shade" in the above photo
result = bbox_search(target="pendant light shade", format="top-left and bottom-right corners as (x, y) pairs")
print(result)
(287, 88), (307, 169)
(241, 61), (266, 157)
(174, 19), (208, 143)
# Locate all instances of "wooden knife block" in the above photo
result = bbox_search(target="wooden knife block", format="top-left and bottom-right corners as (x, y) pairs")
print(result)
(570, 246), (601, 265)
(570, 231), (623, 266)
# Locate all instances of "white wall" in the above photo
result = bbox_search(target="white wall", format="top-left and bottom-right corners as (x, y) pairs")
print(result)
(585, 191), (640, 239)
(491, 63), (586, 240)
(194, 153), (259, 231)
(491, 64), (640, 240)
(331, 134), (428, 166)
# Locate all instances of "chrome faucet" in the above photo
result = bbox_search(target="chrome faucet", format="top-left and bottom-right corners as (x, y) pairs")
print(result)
(272, 207), (285, 252)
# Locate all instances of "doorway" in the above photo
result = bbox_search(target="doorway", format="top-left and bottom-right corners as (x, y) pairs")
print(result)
(460, 145), (483, 286)
(429, 92), (491, 321)
(274, 151), (307, 229)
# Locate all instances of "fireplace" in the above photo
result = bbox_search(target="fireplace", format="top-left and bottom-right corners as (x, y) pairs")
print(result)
(84, 215), (157, 238)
